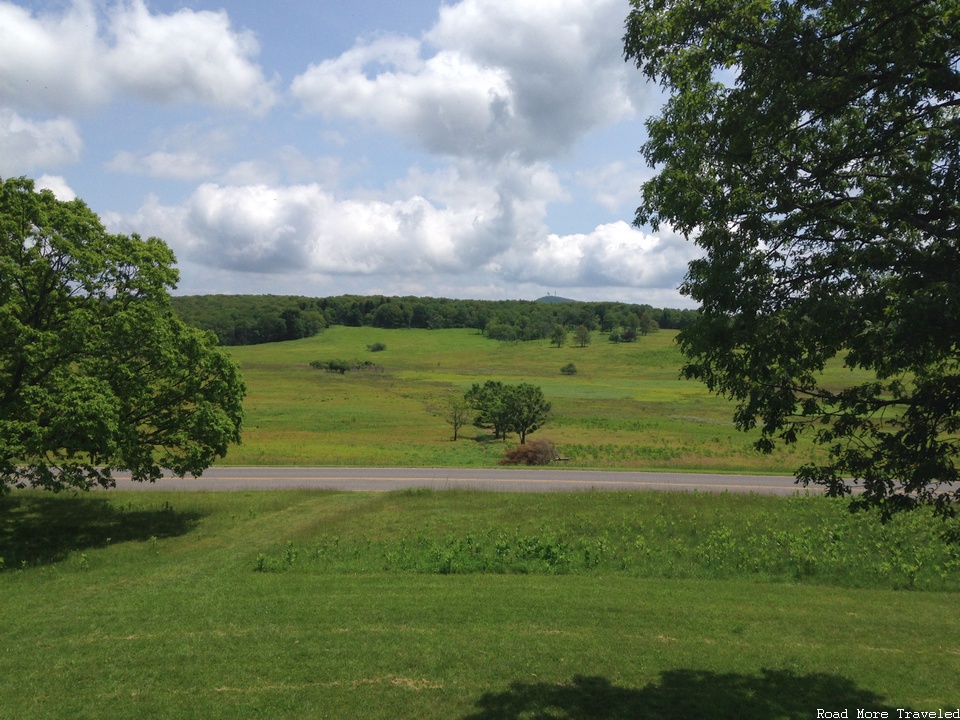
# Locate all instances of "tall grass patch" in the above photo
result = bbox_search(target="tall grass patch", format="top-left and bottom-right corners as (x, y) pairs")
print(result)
(248, 489), (960, 591)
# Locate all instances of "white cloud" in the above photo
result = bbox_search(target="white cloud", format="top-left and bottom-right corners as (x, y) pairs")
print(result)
(105, 1), (276, 112)
(495, 221), (697, 289)
(292, 0), (651, 161)
(292, 36), (514, 160)
(0, 0), (276, 113)
(577, 161), (652, 214)
(107, 150), (218, 180)
(173, 181), (503, 274)
(115, 172), (694, 295)
(0, 1), (106, 112)
(36, 174), (77, 200)
(0, 110), (82, 175)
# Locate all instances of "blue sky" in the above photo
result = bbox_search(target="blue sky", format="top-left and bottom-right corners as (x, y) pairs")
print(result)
(1, 0), (700, 306)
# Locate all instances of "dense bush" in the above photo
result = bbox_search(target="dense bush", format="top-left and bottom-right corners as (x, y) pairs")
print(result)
(561, 363), (578, 375)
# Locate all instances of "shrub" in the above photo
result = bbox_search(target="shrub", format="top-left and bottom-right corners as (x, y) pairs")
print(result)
(561, 363), (578, 375)
(310, 359), (382, 374)
(367, 342), (387, 352)
(501, 439), (556, 466)
(310, 359), (350, 374)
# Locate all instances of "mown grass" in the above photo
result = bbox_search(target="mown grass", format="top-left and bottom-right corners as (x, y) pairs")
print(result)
(2, 489), (958, 718)
(224, 327), (861, 472)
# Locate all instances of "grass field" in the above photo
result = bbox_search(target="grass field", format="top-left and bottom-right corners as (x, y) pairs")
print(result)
(223, 327), (858, 472)
(5, 327), (957, 719)
(2, 489), (958, 719)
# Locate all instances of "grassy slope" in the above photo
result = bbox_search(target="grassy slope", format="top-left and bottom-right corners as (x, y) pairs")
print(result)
(2, 490), (957, 719)
(224, 327), (865, 472)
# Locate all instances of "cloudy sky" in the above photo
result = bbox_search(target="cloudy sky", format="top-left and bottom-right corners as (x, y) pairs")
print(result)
(1, 0), (700, 306)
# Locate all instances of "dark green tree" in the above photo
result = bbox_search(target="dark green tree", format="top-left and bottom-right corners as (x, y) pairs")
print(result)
(624, 0), (960, 514)
(0, 177), (245, 491)
(465, 381), (512, 439)
(505, 383), (552, 444)
(573, 325), (591, 348)
(550, 324), (567, 348)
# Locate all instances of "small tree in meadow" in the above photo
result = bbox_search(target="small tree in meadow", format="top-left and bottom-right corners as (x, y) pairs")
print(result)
(574, 325), (591, 348)
(550, 324), (567, 348)
(442, 395), (471, 441)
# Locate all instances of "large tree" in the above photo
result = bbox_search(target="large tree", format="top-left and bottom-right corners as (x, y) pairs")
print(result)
(624, 0), (960, 514)
(0, 177), (245, 491)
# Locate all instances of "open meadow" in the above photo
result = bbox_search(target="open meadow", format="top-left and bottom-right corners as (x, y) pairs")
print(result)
(3, 327), (958, 719)
(224, 326), (849, 472)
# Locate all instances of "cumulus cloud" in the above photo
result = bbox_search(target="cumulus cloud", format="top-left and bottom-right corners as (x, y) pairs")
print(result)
(0, 0), (276, 113)
(104, 1), (276, 111)
(117, 171), (694, 294)
(292, 0), (650, 161)
(496, 221), (697, 289)
(0, 110), (82, 175)
(162, 181), (513, 275)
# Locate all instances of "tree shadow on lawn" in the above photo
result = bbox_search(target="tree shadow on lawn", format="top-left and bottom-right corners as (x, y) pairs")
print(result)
(0, 494), (203, 570)
(463, 669), (905, 719)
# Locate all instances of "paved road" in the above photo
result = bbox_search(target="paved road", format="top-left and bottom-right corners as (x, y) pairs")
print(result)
(106, 466), (816, 495)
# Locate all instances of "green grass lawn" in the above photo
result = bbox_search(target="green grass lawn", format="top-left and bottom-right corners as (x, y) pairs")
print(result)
(224, 327), (864, 472)
(2, 489), (958, 719)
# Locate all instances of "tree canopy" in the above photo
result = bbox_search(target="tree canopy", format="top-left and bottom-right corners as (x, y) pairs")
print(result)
(624, 0), (960, 513)
(465, 381), (551, 443)
(0, 177), (245, 491)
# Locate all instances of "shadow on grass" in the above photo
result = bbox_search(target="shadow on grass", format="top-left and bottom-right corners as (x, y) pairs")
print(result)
(463, 670), (904, 719)
(0, 494), (203, 570)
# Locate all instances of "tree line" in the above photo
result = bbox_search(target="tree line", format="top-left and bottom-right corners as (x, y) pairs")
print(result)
(171, 294), (698, 346)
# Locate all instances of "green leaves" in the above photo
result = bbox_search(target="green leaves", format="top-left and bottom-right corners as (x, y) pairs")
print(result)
(0, 177), (245, 491)
(625, 0), (960, 513)
(465, 381), (551, 444)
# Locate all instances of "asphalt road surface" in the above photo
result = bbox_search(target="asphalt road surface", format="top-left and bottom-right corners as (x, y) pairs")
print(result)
(105, 466), (817, 495)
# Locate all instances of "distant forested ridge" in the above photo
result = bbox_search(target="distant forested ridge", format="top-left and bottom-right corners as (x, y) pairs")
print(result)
(170, 294), (698, 346)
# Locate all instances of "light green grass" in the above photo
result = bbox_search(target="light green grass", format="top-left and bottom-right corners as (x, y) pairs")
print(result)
(1, 489), (957, 718)
(224, 328), (863, 472)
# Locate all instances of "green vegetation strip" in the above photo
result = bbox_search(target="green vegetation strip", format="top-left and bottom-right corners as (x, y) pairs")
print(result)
(2, 489), (957, 718)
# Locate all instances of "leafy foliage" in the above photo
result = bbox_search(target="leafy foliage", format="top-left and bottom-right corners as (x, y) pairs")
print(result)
(0, 177), (245, 491)
(573, 325), (591, 348)
(625, 0), (960, 514)
(550, 324), (567, 347)
(465, 381), (552, 443)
